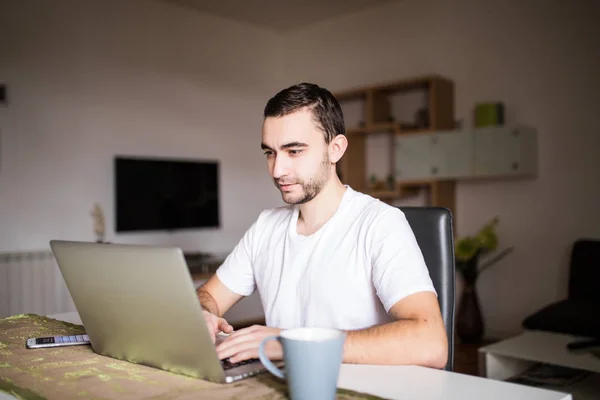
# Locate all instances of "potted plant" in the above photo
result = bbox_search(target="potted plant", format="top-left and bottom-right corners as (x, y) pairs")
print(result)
(455, 216), (514, 343)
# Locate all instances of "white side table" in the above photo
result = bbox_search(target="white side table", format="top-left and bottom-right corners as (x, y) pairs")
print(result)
(479, 330), (600, 400)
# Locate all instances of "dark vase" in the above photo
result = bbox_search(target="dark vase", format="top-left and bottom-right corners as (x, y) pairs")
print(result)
(456, 256), (484, 344)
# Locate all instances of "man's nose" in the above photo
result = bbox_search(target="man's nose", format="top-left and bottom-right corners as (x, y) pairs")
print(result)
(271, 154), (290, 179)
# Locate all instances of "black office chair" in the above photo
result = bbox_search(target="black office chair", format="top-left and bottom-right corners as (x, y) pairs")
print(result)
(399, 206), (455, 371)
(522, 239), (600, 338)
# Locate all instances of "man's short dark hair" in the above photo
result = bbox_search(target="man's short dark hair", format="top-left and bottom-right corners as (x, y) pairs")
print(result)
(264, 83), (345, 144)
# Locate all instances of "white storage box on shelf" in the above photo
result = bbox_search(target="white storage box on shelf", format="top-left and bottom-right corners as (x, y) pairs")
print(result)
(394, 125), (537, 181)
(472, 125), (537, 178)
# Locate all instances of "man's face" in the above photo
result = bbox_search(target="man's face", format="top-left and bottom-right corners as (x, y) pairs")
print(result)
(261, 108), (331, 205)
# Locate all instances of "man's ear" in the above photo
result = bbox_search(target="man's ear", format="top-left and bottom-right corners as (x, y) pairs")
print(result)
(329, 134), (348, 164)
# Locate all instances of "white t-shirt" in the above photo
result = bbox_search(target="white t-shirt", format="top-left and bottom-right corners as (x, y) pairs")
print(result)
(216, 186), (436, 330)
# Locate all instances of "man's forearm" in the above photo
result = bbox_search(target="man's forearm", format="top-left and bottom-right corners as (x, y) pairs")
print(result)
(343, 318), (447, 368)
(196, 286), (221, 316)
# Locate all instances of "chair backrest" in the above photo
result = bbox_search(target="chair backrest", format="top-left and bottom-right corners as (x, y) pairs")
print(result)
(399, 206), (455, 371)
(569, 239), (600, 304)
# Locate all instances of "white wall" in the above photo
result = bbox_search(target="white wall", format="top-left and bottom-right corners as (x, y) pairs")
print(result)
(283, 0), (600, 338)
(0, 0), (285, 254)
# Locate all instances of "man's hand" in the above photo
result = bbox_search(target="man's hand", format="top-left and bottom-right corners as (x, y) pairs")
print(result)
(216, 325), (282, 363)
(203, 310), (234, 343)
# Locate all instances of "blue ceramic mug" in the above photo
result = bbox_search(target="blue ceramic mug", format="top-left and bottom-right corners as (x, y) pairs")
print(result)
(258, 328), (346, 400)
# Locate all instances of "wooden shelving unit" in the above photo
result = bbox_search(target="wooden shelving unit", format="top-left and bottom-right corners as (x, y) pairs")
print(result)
(335, 75), (457, 224)
(346, 122), (433, 136)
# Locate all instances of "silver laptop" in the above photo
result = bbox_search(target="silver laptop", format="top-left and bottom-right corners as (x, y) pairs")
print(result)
(49, 240), (267, 383)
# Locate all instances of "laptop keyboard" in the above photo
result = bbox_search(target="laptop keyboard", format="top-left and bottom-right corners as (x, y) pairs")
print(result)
(221, 357), (260, 370)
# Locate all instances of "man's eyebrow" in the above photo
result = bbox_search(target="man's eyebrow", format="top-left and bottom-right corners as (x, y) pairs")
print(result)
(281, 142), (308, 150)
(260, 142), (308, 151)
(260, 142), (273, 151)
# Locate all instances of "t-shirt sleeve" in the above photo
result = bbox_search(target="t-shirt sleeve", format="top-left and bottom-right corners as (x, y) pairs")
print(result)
(215, 218), (258, 296)
(369, 207), (437, 313)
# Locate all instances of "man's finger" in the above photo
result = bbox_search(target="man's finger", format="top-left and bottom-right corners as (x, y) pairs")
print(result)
(217, 332), (254, 353)
(225, 325), (256, 339)
(217, 318), (233, 333)
(202, 316), (217, 343)
(217, 340), (256, 361)
(229, 349), (259, 363)
(226, 338), (281, 363)
(208, 326), (217, 343)
(216, 331), (262, 359)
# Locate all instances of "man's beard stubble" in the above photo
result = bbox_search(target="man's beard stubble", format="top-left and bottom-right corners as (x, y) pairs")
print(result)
(275, 153), (331, 205)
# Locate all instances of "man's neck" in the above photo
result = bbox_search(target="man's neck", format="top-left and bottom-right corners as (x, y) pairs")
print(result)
(296, 176), (347, 236)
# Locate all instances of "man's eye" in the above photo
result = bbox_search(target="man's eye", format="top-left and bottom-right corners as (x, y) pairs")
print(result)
(289, 150), (302, 155)
(263, 151), (274, 157)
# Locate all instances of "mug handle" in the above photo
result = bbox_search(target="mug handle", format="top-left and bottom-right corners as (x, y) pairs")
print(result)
(258, 336), (285, 379)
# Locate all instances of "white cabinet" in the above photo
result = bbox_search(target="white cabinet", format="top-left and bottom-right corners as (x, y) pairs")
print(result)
(430, 130), (474, 179)
(394, 134), (432, 180)
(394, 125), (537, 181)
(473, 126), (537, 178)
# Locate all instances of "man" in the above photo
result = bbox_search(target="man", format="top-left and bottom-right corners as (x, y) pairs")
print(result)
(197, 83), (448, 368)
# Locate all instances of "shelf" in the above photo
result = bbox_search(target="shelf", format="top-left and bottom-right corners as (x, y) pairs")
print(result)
(334, 74), (456, 230)
(367, 180), (434, 201)
(346, 122), (432, 135)
(334, 74), (448, 101)
(398, 179), (436, 187)
(397, 127), (433, 135)
(366, 189), (402, 200)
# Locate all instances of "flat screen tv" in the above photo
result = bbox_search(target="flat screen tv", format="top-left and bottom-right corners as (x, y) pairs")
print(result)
(115, 156), (220, 232)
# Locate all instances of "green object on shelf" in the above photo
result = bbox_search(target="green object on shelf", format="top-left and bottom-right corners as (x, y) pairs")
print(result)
(475, 102), (504, 127)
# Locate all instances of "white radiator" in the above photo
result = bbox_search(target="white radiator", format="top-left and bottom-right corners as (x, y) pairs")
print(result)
(0, 251), (76, 318)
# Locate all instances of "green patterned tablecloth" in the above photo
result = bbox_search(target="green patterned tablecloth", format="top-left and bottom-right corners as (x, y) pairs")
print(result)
(0, 314), (384, 400)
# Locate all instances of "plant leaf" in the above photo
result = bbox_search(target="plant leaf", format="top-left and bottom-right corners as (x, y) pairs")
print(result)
(478, 246), (514, 275)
